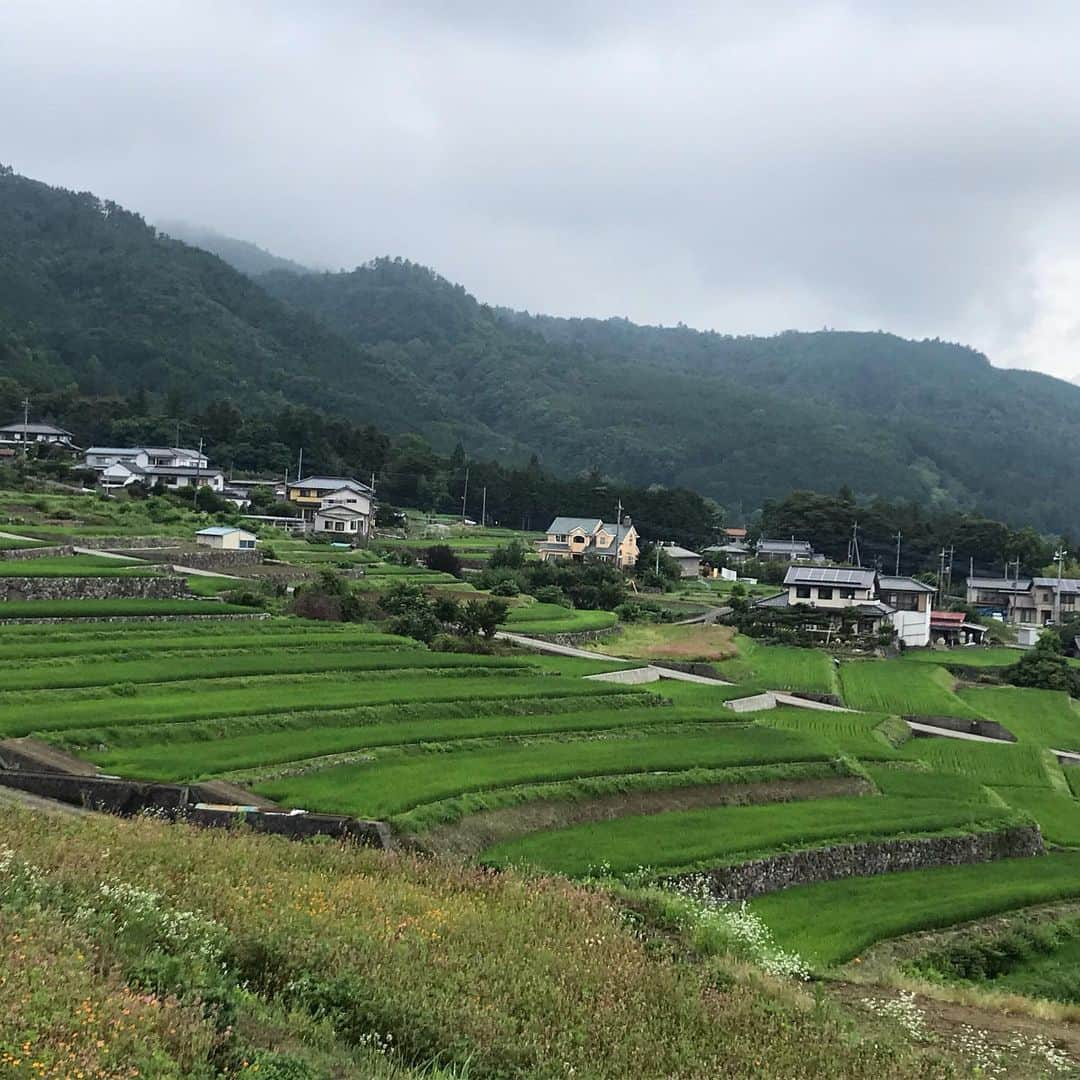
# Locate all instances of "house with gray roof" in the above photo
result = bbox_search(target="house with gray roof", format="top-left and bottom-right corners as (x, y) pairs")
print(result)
(0, 421), (78, 452)
(658, 543), (703, 579)
(537, 516), (639, 568)
(755, 538), (825, 563)
(754, 566), (933, 645)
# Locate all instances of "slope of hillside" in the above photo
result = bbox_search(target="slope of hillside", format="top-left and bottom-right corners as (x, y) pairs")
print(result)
(4, 163), (1080, 532)
(156, 219), (317, 277)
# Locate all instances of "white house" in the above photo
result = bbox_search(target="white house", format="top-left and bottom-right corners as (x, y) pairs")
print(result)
(196, 526), (258, 550)
(314, 504), (370, 538)
(85, 446), (209, 471)
(100, 461), (225, 492)
(755, 566), (933, 646)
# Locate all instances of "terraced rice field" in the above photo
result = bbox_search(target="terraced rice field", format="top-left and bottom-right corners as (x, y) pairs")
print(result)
(0, 599), (260, 619)
(0, 555), (155, 576)
(959, 686), (1080, 751)
(484, 796), (1017, 878)
(753, 852), (1080, 967)
(6, 605), (1080, 983)
(839, 660), (980, 717)
(501, 603), (618, 634)
(713, 635), (838, 694)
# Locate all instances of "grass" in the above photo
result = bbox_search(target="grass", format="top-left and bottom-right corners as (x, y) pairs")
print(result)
(500, 603), (618, 634)
(255, 726), (833, 819)
(902, 647), (1029, 669)
(0, 535), (45, 550)
(899, 739), (1055, 789)
(958, 686), (1080, 751)
(483, 796), (1017, 878)
(587, 622), (737, 661)
(713, 635), (838, 694)
(839, 660), (980, 718)
(0, 599), (260, 619)
(752, 851), (1080, 967)
(8, 672), (635, 739)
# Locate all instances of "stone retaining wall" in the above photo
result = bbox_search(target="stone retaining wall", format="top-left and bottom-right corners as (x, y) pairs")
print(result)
(0, 576), (188, 602)
(529, 625), (622, 646)
(168, 548), (263, 570)
(662, 824), (1043, 901)
(0, 771), (389, 847)
(0, 545), (73, 561)
(76, 536), (186, 550)
(0, 612), (269, 625)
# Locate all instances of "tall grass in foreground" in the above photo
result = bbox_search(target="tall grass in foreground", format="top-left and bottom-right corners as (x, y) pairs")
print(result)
(0, 810), (944, 1079)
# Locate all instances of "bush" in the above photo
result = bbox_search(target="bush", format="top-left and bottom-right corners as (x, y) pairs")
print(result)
(424, 544), (462, 577)
(489, 539), (528, 570)
(490, 578), (520, 597)
(1007, 630), (1080, 696)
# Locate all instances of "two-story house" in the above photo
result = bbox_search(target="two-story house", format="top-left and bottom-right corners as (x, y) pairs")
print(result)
(286, 477), (375, 521)
(967, 576), (1080, 626)
(755, 566), (933, 645)
(537, 517), (640, 568)
(86, 446), (224, 492)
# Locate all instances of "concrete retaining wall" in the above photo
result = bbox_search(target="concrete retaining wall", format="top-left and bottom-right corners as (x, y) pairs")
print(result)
(663, 825), (1044, 900)
(0, 545), (73, 561)
(906, 714), (1017, 743)
(0, 576), (188, 601)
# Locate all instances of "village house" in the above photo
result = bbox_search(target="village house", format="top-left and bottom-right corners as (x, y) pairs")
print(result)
(966, 575), (1080, 626)
(196, 526), (258, 550)
(286, 476), (374, 521)
(658, 543), (703, 578)
(703, 541), (751, 563)
(929, 609), (988, 646)
(314, 504), (371, 538)
(723, 527), (748, 541)
(755, 566), (933, 646)
(536, 516), (640, 568)
(755, 538), (825, 563)
(84, 446), (225, 493)
(0, 421), (79, 452)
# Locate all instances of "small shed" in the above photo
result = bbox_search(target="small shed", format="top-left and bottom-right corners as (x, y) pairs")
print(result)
(196, 526), (258, 550)
(314, 504), (369, 537)
(659, 543), (703, 579)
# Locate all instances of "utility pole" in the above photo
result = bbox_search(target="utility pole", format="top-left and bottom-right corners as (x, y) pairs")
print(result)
(481, 486), (487, 529)
(1054, 546), (1068, 625)
(937, 547), (947, 602)
(193, 436), (204, 513)
(296, 447), (303, 483)
(175, 419), (181, 448)
(848, 521), (862, 568)
(894, 530), (902, 576)
(617, 496), (626, 570)
(20, 397), (29, 459)
(461, 464), (470, 524)
(655, 542), (661, 576)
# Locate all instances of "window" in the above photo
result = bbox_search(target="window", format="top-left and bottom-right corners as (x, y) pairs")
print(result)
(572, 535), (586, 544)
(555, 534), (567, 542)
(239, 539), (255, 549)
(795, 586), (811, 599)
(817, 587), (833, 600)
(334, 521), (345, 532)
(839, 588), (856, 600)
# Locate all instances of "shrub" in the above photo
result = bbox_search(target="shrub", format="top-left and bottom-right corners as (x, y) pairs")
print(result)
(490, 578), (520, 596)
(488, 539), (528, 570)
(1007, 630), (1080, 696)
(423, 544), (462, 577)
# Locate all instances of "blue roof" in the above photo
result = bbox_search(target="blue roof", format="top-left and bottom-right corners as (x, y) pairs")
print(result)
(197, 526), (251, 536)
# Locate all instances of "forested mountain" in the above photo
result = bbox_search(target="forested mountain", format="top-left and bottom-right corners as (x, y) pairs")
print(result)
(3, 164), (1080, 533)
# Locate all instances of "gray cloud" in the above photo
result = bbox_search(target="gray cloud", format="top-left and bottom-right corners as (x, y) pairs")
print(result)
(4, 1), (1080, 375)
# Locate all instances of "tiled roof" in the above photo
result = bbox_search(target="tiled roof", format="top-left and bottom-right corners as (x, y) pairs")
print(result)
(659, 544), (702, 560)
(546, 517), (602, 535)
(967, 577), (1032, 592)
(878, 575), (936, 593)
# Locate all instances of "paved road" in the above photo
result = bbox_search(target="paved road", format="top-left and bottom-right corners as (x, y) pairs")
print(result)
(73, 546), (145, 561)
(907, 721), (1010, 744)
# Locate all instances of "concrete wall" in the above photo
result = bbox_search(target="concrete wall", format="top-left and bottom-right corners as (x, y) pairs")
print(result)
(0, 576), (188, 601)
(76, 536), (186, 550)
(663, 824), (1043, 900)
(891, 609), (931, 647)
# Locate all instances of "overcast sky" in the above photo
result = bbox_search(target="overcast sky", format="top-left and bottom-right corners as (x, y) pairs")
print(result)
(4, 1), (1080, 378)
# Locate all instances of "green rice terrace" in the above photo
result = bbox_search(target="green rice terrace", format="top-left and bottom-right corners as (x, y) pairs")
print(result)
(2, 513), (1080, 1071)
